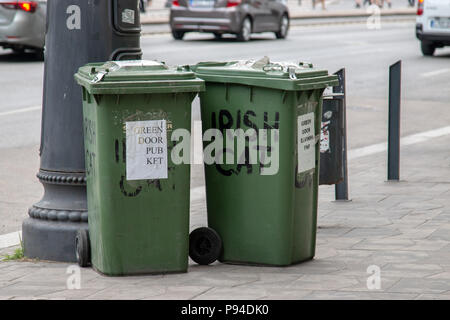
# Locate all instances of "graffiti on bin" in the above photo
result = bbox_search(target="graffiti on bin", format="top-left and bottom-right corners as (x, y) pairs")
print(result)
(211, 109), (280, 177)
(84, 117), (97, 178)
(85, 150), (96, 178)
(119, 175), (143, 197)
(114, 133), (176, 197)
(295, 168), (314, 189)
(213, 109), (280, 132)
(118, 167), (177, 197)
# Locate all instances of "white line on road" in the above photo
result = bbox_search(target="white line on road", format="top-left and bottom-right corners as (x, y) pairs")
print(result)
(0, 106), (41, 118)
(348, 142), (387, 160)
(2, 125), (450, 250)
(421, 68), (450, 78)
(348, 125), (450, 160)
(347, 48), (388, 56)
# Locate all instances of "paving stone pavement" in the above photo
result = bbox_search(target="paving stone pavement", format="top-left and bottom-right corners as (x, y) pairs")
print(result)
(0, 133), (449, 300)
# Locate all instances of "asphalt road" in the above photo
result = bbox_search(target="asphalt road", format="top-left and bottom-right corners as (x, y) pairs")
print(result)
(1, 19), (449, 151)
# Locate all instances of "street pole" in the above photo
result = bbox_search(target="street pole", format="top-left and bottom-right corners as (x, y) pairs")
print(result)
(23, 0), (142, 262)
(388, 60), (401, 181)
(334, 68), (349, 201)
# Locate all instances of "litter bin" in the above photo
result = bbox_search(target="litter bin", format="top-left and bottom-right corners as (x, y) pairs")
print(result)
(74, 60), (204, 275)
(190, 58), (338, 266)
(319, 86), (345, 186)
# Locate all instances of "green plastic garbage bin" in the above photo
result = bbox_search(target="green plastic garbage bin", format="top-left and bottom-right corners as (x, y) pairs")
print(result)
(191, 58), (338, 266)
(74, 60), (204, 276)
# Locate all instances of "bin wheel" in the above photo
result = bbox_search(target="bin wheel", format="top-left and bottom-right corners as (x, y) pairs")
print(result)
(75, 229), (91, 268)
(189, 227), (222, 266)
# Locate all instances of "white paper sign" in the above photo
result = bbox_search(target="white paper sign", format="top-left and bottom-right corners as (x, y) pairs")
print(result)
(298, 113), (316, 173)
(126, 120), (168, 181)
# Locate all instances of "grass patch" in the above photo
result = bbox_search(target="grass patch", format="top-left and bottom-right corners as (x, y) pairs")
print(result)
(2, 235), (25, 261)
(2, 247), (24, 261)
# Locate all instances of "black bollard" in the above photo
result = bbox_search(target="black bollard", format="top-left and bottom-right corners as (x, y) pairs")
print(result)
(388, 60), (401, 181)
(333, 69), (349, 201)
(23, 0), (142, 262)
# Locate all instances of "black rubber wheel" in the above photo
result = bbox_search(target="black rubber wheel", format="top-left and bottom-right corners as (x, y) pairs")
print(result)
(75, 229), (91, 268)
(236, 17), (252, 42)
(172, 30), (185, 40)
(34, 49), (44, 61)
(421, 41), (435, 56)
(275, 14), (289, 39)
(189, 227), (222, 265)
(12, 48), (25, 55)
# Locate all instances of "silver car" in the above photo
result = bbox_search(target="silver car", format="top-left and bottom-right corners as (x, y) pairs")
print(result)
(0, 0), (46, 57)
(170, 0), (289, 41)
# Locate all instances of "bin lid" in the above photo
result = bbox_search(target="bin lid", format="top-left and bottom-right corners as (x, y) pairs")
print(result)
(191, 57), (339, 91)
(74, 60), (205, 94)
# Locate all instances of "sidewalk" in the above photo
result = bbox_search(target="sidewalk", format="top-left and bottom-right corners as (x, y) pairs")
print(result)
(140, 0), (416, 25)
(0, 117), (449, 299)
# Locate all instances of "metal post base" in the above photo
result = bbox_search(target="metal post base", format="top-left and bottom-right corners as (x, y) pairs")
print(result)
(22, 218), (88, 262)
(23, 170), (88, 262)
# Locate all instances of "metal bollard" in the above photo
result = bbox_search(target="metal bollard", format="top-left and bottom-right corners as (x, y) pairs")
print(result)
(388, 60), (401, 181)
(23, 0), (142, 262)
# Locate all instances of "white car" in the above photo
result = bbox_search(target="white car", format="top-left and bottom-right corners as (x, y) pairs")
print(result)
(416, 0), (450, 56)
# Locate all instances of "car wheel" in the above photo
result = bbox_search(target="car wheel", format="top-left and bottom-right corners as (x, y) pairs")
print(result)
(189, 227), (223, 265)
(12, 48), (25, 55)
(172, 30), (185, 40)
(34, 49), (44, 61)
(213, 33), (222, 40)
(275, 14), (289, 39)
(421, 41), (435, 56)
(236, 17), (252, 42)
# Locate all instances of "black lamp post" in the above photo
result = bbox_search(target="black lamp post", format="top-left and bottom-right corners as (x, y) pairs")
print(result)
(23, 0), (142, 262)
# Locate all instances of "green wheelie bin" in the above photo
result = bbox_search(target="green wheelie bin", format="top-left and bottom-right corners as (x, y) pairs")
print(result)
(189, 57), (338, 266)
(74, 60), (204, 276)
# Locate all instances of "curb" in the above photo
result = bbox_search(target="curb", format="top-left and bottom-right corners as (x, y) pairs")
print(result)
(289, 8), (416, 20)
(140, 8), (416, 25)
(0, 231), (22, 250)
